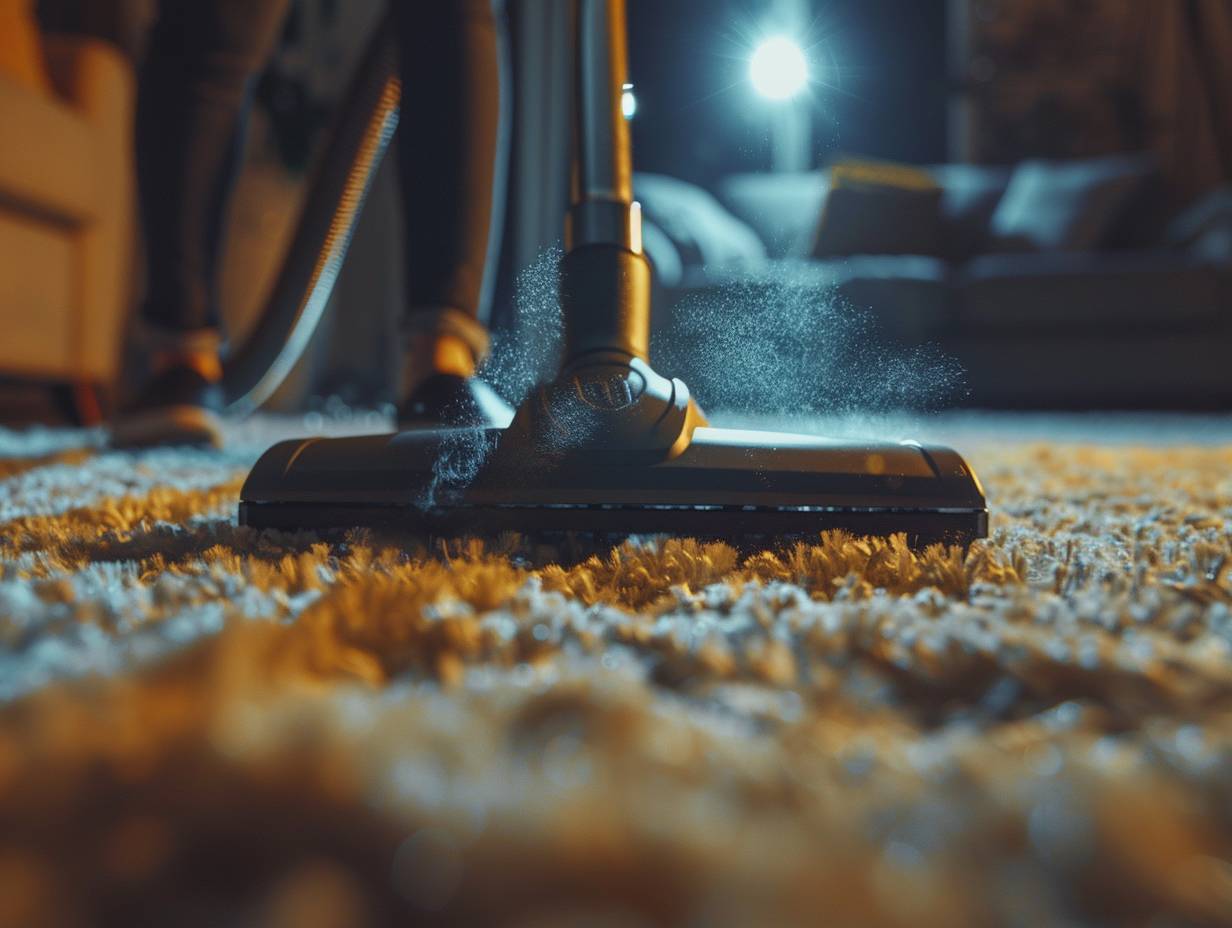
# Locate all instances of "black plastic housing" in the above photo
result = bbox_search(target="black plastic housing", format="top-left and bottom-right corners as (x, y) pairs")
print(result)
(239, 425), (988, 548)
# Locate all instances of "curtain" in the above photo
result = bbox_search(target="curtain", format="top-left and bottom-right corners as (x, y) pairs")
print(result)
(1136, 0), (1232, 207)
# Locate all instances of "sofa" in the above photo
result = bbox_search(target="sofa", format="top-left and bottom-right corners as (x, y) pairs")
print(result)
(0, 0), (134, 420)
(636, 158), (1232, 409)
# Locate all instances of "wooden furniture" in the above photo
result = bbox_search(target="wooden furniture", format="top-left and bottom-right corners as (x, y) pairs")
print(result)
(0, 0), (134, 422)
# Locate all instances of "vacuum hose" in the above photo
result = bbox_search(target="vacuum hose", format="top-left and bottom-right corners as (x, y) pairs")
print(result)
(221, 14), (400, 415)
(219, 0), (673, 427)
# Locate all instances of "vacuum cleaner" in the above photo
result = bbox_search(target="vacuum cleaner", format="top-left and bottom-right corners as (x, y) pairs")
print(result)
(237, 0), (988, 549)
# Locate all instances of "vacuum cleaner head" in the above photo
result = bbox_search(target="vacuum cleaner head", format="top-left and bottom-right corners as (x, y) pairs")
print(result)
(236, 0), (989, 554)
(238, 422), (987, 549)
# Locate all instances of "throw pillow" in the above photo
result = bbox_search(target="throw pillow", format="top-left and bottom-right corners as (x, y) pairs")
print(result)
(930, 164), (1012, 259)
(633, 172), (767, 268)
(1165, 186), (1232, 263)
(988, 154), (1156, 252)
(716, 171), (829, 259)
(811, 160), (943, 258)
(640, 218), (684, 288)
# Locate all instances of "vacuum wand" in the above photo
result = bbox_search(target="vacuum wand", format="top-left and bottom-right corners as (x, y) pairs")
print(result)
(562, 0), (651, 364)
(571, 0), (634, 209)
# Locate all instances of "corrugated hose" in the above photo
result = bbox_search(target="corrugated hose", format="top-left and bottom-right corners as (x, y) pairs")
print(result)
(221, 13), (400, 415)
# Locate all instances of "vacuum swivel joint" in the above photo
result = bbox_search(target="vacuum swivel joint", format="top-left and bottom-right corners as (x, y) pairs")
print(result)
(502, 351), (706, 466)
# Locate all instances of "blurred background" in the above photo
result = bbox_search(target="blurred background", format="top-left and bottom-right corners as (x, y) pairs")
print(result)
(1, 0), (1229, 425)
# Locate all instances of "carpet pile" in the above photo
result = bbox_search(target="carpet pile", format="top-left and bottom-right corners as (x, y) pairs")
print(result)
(0, 417), (1230, 926)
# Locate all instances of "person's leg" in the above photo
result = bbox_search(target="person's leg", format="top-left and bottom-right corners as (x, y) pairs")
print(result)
(136, 0), (290, 378)
(113, 0), (289, 446)
(391, 0), (509, 424)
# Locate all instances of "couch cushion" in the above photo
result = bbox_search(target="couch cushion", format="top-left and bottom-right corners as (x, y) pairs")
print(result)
(716, 171), (828, 259)
(989, 154), (1156, 252)
(958, 251), (1221, 331)
(679, 255), (947, 288)
(633, 172), (765, 269)
(930, 163), (1012, 259)
(655, 257), (953, 409)
(812, 162), (943, 259)
(719, 165), (1010, 262)
(670, 256), (952, 339)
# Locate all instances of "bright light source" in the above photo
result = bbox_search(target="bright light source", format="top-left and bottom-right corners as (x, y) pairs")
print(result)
(749, 36), (809, 101)
(622, 82), (637, 119)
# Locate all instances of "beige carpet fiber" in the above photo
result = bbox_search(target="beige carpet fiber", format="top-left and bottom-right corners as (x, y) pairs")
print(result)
(1, 416), (1230, 927)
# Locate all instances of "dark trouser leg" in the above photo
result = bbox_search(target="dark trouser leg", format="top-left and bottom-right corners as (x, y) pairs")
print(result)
(137, 0), (290, 346)
(391, 0), (504, 364)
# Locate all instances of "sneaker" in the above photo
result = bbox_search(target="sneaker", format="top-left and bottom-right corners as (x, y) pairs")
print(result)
(397, 374), (513, 430)
(110, 365), (225, 448)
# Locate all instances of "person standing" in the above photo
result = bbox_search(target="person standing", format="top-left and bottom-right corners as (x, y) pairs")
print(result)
(112, 0), (510, 447)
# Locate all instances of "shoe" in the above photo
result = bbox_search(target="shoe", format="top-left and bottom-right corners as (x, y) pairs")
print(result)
(110, 365), (225, 448)
(397, 374), (513, 430)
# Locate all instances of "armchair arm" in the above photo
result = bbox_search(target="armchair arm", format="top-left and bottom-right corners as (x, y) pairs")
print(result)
(0, 75), (96, 224)
(41, 36), (136, 382)
(42, 35), (132, 121)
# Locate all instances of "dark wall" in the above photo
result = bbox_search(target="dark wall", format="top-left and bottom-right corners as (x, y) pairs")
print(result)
(627, 0), (948, 188)
(817, 0), (948, 165)
(961, 0), (1232, 209)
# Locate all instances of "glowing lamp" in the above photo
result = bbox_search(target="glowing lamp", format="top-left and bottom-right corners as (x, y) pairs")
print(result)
(749, 36), (809, 101)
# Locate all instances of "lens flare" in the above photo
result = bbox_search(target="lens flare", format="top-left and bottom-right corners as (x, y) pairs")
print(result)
(749, 36), (809, 101)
